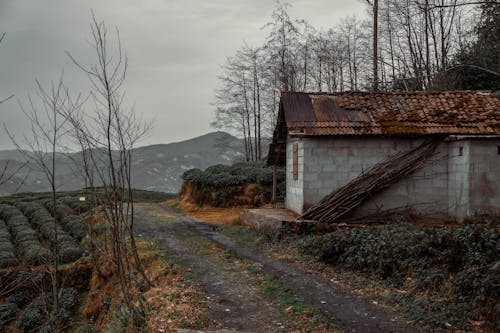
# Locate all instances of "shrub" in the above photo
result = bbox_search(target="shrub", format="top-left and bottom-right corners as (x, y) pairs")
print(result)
(294, 223), (499, 328)
(58, 287), (79, 324)
(15, 202), (84, 264)
(0, 219), (15, 268)
(15, 295), (46, 332)
(6, 291), (31, 307)
(59, 196), (93, 214)
(182, 161), (285, 189)
(60, 215), (87, 241)
(0, 204), (50, 265)
(0, 302), (18, 330)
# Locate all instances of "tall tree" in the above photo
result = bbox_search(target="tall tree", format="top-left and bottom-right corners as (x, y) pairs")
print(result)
(440, 0), (500, 89)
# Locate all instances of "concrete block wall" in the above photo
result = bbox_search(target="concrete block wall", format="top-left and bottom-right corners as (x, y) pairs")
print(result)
(301, 137), (449, 216)
(285, 139), (304, 213)
(448, 141), (471, 220)
(468, 139), (500, 216)
(284, 136), (500, 220)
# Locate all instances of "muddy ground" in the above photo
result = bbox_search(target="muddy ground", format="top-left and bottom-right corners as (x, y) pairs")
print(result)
(135, 203), (424, 333)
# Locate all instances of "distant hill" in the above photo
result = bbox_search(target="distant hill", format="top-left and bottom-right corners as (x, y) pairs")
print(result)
(0, 131), (245, 196)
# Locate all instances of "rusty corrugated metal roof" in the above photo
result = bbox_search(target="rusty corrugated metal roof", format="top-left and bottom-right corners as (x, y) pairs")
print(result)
(282, 91), (500, 136)
(267, 90), (500, 165)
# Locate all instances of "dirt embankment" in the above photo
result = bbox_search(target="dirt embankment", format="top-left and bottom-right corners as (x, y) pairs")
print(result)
(179, 182), (271, 208)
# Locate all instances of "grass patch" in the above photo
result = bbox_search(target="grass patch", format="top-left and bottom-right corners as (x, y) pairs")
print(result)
(222, 225), (265, 248)
(162, 199), (183, 213)
(247, 263), (335, 332)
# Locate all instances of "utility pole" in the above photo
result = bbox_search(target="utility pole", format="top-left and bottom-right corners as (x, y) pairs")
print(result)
(373, 0), (379, 91)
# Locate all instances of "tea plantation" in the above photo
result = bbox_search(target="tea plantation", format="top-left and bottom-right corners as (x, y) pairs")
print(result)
(0, 192), (94, 331)
(0, 188), (173, 331)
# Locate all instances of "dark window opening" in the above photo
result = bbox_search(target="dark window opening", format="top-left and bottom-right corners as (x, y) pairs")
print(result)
(498, 146), (500, 155)
(459, 146), (463, 156)
(293, 143), (298, 180)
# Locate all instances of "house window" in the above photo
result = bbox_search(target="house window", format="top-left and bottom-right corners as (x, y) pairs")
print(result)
(458, 146), (463, 156)
(498, 146), (500, 155)
(293, 143), (298, 180)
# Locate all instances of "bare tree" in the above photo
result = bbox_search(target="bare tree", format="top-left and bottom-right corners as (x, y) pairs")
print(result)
(0, 33), (14, 105)
(65, 12), (152, 322)
(4, 74), (80, 328)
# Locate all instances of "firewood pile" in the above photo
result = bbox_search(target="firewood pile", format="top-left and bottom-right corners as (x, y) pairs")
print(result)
(299, 140), (438, 224)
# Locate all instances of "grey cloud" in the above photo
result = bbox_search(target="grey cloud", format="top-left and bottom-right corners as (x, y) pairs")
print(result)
(0, 0), (365, 150)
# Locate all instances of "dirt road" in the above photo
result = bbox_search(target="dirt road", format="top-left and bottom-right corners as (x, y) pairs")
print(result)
(135, 203), (424, 333)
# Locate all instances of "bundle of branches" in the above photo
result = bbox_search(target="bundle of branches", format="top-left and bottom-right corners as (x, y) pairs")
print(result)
(299, 140), (439, 224)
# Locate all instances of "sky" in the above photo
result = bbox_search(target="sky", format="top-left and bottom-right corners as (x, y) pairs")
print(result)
(0, 0), (366, 150)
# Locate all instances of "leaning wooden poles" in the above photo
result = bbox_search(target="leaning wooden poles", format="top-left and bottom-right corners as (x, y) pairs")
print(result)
(299, 139), (439, 224)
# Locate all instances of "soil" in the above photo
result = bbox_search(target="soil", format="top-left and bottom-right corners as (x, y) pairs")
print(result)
(135, 203), (425, 333)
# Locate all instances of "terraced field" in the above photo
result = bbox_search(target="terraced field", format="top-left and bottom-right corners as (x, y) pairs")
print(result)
(0, 197), (89, 267)
(0, 194), (93, 331)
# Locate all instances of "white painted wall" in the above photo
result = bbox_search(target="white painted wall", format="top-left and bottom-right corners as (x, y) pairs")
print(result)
(285, 139), (304, 213)
(448, 141), (471, 221)
(469, 140), (500, 216)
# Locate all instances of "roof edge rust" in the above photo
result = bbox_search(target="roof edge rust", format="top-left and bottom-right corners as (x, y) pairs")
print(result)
(267, 90), (500, 165)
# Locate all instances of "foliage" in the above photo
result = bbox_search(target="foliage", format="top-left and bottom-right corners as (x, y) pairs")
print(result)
(0, 204), (50, 265)
(437, 1), (500, 90)
(15, 294), (46, 332)
(182, 161), (285, 188)
(0, 219), (15, 267)
(41, 199), (87, 240)
(15, 201), (84, 264)
(58, 287), (79, 324)
(0, 302), (18, 330)
(293, 223), (499, 329)
(12, 287), (79, 332)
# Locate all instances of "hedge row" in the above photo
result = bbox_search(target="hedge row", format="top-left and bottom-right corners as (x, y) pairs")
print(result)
(0, 219), (16, 268)
(15, 202), (84, 264)
(0, 302), (17, 331)
(58, 196), (94, 214)
(182, 161), (285, 188)
(14, 287), (79, 332)
(41, 200), (87, 241)
(0, 204), (50, 265)
(294, 223), (499, 329)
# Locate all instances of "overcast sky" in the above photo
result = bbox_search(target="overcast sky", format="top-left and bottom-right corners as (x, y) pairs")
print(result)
(0, 0), (366, 150)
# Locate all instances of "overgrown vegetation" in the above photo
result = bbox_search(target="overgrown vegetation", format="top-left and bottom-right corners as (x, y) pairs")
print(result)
(269, 222), (499, 330)
(181, 161), (285, 207)
(182, 161), (284, 188)
(0, 188), (175, 331)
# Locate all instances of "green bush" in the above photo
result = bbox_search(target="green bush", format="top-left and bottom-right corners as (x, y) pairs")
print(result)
(0, 219), (15, 267)
(294, 223), (499, 328)
(6, 291), (31, 307)
(0, 204), (50, 265)
(15, 295), (46, 332)
(58, 287), (79, 324)
(61, 215), (87, 240)
(15, 202), (84, 264)
(41, 199), (87, 240)
(182, 161), (285, 189)
(0, 302), (18, 330)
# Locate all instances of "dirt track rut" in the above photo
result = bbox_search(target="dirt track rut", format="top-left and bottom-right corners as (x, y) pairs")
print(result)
(135, 203), (425, 333)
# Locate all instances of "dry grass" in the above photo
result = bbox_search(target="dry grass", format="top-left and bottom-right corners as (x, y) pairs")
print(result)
(81, 240), (208, 332)
(165, 198), (244, 225)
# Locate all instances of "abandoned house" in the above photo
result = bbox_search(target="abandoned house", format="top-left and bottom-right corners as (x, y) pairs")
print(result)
(268, 91), (500, 222)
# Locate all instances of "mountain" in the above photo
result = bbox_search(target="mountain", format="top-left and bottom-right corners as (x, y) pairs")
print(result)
(0, 131), (244, 196)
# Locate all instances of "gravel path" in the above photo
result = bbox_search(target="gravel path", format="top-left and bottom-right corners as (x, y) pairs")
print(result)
(135, 203), (425, 333)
